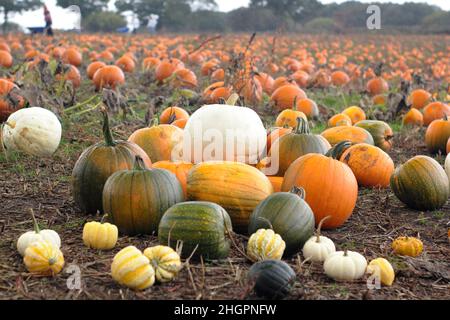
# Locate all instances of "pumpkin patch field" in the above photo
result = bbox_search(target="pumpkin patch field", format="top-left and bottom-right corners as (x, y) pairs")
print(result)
(0, 33), (449, 300)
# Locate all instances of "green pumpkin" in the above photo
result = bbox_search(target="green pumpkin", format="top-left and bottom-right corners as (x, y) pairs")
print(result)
(269, 118), (331, 176)
(72, 110), (152, 214)
(248, 260), (296, 299)
(354, 120), (393, 151)
(103, 156), (184, 235)
(158, 201), (232, 260)
(390, 155), (449, 211)
(249, 187), (315, 254)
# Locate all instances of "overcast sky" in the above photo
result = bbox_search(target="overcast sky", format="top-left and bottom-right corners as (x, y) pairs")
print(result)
(5, 0), (449, 31)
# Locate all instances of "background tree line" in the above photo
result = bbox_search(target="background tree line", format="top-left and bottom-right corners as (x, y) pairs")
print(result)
(1, 0), (449, 33)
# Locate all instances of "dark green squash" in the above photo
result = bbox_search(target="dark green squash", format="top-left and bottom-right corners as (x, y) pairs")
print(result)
(269, 118), (331, 176)
(72, 110), (152, 214)
(390, 155), (449, 211)
(158, 201), (232, 260)
(248, 260), (296, 299)
(249, 187), (315, 255)
(102, 156), (183, 235)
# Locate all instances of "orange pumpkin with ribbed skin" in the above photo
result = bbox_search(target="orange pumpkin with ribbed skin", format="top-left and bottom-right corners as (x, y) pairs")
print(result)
(321, 126), (374, 146)
(366, 77), (389, 96)
(159, 106), (189, 124)
(270, 84), (307, 111)
(403, 108), (423, 127)
(235, 77), (263, 105)
(331, 71), (350, 86)
(266, 127), (292, 152)
(128, 124), (183, 163)
(209, 86), (232, 103)
(0, 50), (13, 68)
(0, 79), (25, 122)
(272, 77), (293, 92)
(93, 65), (125, 90)
(56, 65), (81, 88)
(372, 94), (387, 106)
(173, 68), (197, 88)
(328, 113), (352, 127)
(408, 89), (431, 110)
(142, 57), (160, 71)
(296, 98), (319, 120)
(268, 176), (283, 192)
(275, 109), (307, 128)
(99, 50), (114, 62)
(115, 55), (135, 73)
(211, 68), (225, 82)
(62, 48), (82, 67)
(281, 142), (358, 229)
(423, 102), (450, 126)
(152, 161), (193, 197)
(340, 143), (394, 188)
(255, 72), (274, 94)
(290, 70), (310, 87)
(155, 60), (177, 83)
(425, 117), (450, 154)
(0, 42), (10, 52)
(342, 106), (366, 124)
(87, 61), (106, 79)
(202, 81), (224, 101)
(172, 118), (188, 129)
(187, 161), (273, 233)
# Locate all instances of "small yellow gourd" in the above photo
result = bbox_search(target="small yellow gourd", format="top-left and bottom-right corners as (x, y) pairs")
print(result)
(143, 245), (182, 283)
(111, 246), (155, 290)
(24, 240), (65, 276)
(366, 258), (395, 286)
(391, 236), (423, 257)
(82, 215), (118, 250)
(247, 229), (286, 262)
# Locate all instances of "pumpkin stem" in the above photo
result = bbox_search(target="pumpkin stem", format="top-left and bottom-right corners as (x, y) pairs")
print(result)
(256, 217), (274, 230)
(226, 93), (239, 106)
(294, 117), (310, 134)
(4, 121), (15, 129)
(315, 215), (331, 242)
(290, 186), (306, 199)
(343, 249), (348, 256)
(100, 214), (109, 224)
(325, 141), (352, 159)
(101, 107), (116, 146)
(133, 155), (148, 170)
(48, 257), (56, 265)
(29, 208), (40, 234)
(292, 95), (298, 111)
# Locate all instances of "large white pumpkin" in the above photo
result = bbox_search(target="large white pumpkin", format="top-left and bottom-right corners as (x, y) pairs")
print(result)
(445, 153), (450, 182)
(182, 104), (266, 164)
(2, 107), (62, 157)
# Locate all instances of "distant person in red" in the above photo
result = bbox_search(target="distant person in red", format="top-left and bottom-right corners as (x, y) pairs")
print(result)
(44, 5), (53, 36)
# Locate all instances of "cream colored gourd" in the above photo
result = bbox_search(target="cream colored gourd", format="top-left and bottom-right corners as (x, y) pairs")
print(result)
(82, 215), (118, 250)
(24, 240), (65, 275)
(183, 103), (266, 164)
(2, 107), (62, 157)
(111, 246), (155, 290)
(247, 229), (286, 262)
(445, 153), (450, 182)
(17, 209), (61, 256)
(302, 216), (335, 262)
(143, 245), (182, 283)
(324, 249), (367, 281)
(366, 258), (395, 286)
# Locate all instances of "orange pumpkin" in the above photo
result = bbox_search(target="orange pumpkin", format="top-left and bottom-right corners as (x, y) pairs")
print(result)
(281, 142), (358, 229)
(425, 117), (450, 154)
(62, 48), (82, 67)
(366, 77), (389, 96)
(93, 65), (125, 90)
(340, 143), (394, 188)
(321, 126), (374, 146)
(342, 106), (366, 124)
(255, 72), (274, 94)
(115, 55), (136, 73)
(172, 118), (188, 129)
(128, 124), (183, 162)
(266, 127), (292, 152)
(328, 113), (352, 127)
(0, 79), (25, 122)
(0, 50), (13, 68)
(408, 89), (431, 110)
(87, 61), (106, 79)
(331, 71), (350, 86)
(152, 161), (193, 197)
(173, 68), (198, 88)
(423, 102), (450, 126)
(295, 98), (319, 120)
(403, 108), (423, 127)
(275, 109), (307, 128)
(268, 176), (283, 192)
(159, 106), (189, 124)
(270, 84), (307, 111)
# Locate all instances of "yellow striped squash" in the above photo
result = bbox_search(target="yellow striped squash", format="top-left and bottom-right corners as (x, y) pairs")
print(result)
(24, 240), (64, 276)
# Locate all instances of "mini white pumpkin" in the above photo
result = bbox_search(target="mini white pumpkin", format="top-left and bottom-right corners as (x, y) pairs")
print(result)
(324, 249), (367, 281)
(445, 153), (449, 182)
(302, 216), (335, 262)
(17, 209), (61, 256)
(2, 107), (62, 157)
(183, 103), (266, 164)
